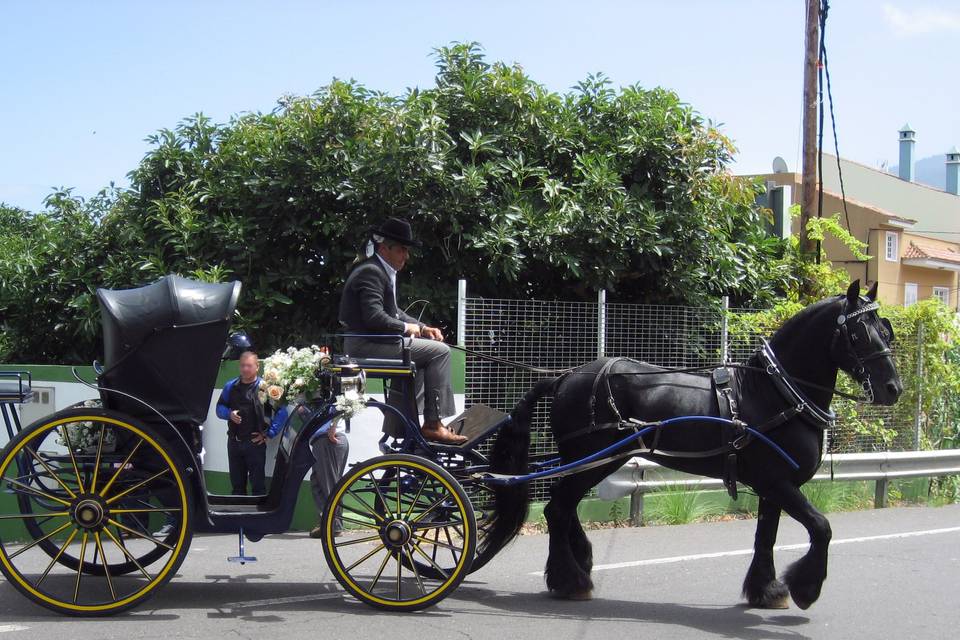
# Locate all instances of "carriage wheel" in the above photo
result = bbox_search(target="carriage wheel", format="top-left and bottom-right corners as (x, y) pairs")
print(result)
(0, 408), (193, 615)
(321, 454), (475, 611)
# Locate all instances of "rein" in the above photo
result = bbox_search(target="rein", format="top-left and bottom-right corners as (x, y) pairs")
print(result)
(446, 342), (869, 403)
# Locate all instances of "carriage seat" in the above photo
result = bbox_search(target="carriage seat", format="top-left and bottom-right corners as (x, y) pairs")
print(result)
(333, 357), (417, 380)
(0, 373), (33, 404)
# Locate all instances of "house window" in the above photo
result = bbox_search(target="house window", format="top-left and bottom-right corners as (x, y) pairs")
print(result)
(933, 286), (950, 306)
(885, 231), (899, 262)
(904, 282), (918, 306)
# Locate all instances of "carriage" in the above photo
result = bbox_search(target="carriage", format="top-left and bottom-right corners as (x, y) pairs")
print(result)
(0, 275), (900, 615)
(0, 275), (521, 615)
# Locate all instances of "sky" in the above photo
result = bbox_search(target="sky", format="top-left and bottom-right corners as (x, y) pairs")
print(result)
(2, 0), (959, 212)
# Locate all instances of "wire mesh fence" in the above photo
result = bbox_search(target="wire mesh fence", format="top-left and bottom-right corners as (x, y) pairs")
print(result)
(462, 292), (926, 504)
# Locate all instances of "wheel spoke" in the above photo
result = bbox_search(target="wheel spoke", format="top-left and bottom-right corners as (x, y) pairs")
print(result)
(106, 518), (174, 550)
(0, 510), (69, 520)
(97, 439), (142, 497)
(36, 527), (79, 587)
(57, 426), (85, 494)
(412, 520), (465, 530)
(89, 424), (107, 494)
(94, 532), (117, 600)
(442, 526), (460, 565)
(8, 520), (74, 559)
(110, 507), (182, 514)
(411, 540), (450, 579)
(21, 444), (77, 499)
(73, 532), (88, 603)
(345, 543), (386, 572)
(101, 526), (152, 580)
(3, 477), (72, 507)
(403, 474), (429, 520)
(369, 548), (392, 592)
(366, 472), (392, 518)
(104, 468), (169, 505)
(395, 466), (402, 517)
(403, 546), (426, 596)
(334, 534), (382, 548)
(411, 493), (450, 523)
(345, 489), (384, 523)
(340, 515), (380, 530)
(395, 550), (403, 601)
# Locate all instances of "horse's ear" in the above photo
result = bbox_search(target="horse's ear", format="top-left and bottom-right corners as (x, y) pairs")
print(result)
(845, 280), (861, 304)
(866, 281), (878, 301)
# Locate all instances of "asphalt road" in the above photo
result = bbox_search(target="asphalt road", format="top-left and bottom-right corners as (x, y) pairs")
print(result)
(1, 504), (958, 639)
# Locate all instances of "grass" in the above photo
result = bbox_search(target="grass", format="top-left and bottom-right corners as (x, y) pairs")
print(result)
(645, 486), (723, 525)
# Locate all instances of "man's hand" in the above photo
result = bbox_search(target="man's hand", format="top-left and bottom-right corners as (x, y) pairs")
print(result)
(229, 410), (242, 424)
(404, 322), (422, 338)
(251, 432), (267, 445)
(423, 326), (444, 341)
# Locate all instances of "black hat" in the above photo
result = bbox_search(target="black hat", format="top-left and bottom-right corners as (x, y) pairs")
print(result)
(371, 217), (421, 248)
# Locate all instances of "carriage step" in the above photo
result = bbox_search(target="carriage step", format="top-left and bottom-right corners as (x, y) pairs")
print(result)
(444, 404), (510, 448)
(227, 529), (257, 564)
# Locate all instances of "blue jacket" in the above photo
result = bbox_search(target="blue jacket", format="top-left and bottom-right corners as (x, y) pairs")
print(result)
(216, 377), (286, 439)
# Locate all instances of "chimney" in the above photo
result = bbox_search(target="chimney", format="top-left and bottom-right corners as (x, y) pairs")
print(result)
(898, 124), (916, 181)
(947, 146), (960, 195)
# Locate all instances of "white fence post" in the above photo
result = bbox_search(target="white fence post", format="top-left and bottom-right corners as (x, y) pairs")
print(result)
(597, 289), (607, 358)
(457, 279), (467, 347)
(720, 295), (730, 364)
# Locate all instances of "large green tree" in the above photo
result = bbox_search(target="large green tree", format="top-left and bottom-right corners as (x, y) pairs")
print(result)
(1, 43), (789, 364)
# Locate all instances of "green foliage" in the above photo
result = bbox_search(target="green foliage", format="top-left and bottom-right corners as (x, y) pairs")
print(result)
(0, 42), (790, 364)
(801, 481), (872, 513)
(647, 487), (721, 525)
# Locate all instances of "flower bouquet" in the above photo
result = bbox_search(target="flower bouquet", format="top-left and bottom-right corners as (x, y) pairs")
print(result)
(259, 345), (368, 420)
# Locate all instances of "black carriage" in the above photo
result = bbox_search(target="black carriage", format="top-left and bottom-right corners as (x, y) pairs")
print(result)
(0, 275), (511, 615)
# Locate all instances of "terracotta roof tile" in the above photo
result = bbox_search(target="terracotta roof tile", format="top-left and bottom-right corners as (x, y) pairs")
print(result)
(903, 242), (960, 265)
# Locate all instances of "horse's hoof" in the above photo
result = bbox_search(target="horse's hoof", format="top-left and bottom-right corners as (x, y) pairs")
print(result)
(549, 589), (593, 601)
(766, 595), (790, 609)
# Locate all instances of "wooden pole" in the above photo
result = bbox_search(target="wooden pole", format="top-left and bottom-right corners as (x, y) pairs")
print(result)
(800, 0), (820, 258)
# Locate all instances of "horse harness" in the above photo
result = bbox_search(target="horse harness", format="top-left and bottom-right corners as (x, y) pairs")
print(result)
(556, 351), (834, 499)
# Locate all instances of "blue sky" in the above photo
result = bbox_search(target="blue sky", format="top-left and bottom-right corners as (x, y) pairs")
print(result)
(2, 0), (959, 211)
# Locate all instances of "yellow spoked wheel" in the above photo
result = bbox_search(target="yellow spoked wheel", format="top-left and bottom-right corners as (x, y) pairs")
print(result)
(322, 454), (475, 611)
(0, 408), (192, 616)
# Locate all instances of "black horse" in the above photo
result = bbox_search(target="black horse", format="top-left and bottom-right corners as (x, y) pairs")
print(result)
(484, 281), (902, 610)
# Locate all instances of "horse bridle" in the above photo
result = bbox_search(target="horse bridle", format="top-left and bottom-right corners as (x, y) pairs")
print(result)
(829, 299), (894, 404)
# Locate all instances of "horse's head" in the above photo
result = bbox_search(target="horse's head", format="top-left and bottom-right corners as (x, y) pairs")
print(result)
(829, 280), (902, 406)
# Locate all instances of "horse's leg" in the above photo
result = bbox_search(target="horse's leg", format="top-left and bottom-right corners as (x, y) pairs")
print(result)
(765, 482), (832, 610)
(742, 497), (790, 608)
(543, 474), (595, 599)
(569, 513), (592, 574)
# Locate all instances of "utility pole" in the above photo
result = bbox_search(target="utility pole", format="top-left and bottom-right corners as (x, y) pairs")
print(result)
(800, 0), (820, 258)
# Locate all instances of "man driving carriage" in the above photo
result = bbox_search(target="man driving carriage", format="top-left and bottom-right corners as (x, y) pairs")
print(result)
(338, 217), (466, 445)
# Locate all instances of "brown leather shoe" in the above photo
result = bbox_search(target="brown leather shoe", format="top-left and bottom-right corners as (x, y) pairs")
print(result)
(421, 420), (467, 445)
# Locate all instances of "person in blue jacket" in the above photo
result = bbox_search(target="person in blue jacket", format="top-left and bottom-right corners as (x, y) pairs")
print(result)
(216, 351), (276, 495)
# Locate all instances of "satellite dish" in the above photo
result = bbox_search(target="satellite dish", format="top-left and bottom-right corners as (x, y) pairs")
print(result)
(772, 156), (789, 173)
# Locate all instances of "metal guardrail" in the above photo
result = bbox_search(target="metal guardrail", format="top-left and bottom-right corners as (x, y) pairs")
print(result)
(598, 450), (960, 525)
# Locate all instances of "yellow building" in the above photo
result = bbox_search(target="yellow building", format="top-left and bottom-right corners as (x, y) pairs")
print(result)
(749, 132), (960, 309)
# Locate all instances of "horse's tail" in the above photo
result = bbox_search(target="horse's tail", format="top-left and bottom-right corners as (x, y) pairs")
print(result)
(480, 377), (558, 558)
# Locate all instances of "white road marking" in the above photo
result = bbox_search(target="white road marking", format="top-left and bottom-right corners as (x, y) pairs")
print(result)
(0, 626), (29, 634)
(222, 592), (346, 609)
(528, 525), (960, 575)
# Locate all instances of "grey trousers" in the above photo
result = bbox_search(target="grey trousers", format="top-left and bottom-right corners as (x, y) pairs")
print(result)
(310, 433), (349, 531)
(344, 336), (457, 436)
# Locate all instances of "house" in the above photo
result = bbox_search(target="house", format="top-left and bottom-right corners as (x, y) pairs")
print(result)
(749, 126), (960, 308)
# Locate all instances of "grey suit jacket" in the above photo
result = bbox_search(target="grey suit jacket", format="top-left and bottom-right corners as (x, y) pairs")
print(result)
(338, 257), (422, 337)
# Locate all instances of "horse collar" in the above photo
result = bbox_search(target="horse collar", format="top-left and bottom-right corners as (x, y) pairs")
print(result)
(759, 339), (836, 430)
